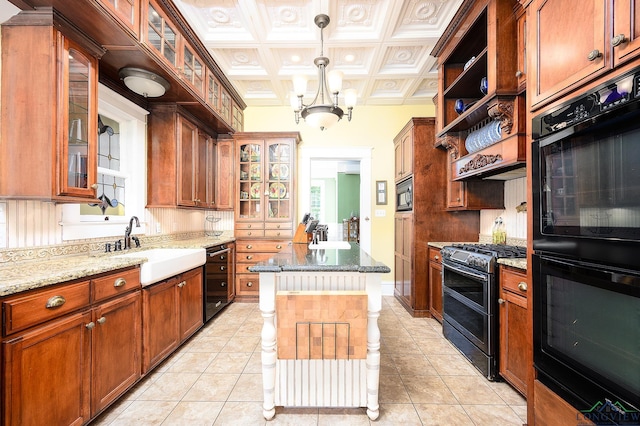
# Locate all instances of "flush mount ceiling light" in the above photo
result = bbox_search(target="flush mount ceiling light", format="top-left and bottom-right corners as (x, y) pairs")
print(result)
(291, 14), (356, 131)
(118, 67), (170, 98)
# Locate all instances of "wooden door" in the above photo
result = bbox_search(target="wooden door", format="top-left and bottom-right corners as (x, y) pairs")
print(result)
(177, 115), (198, 207)
(529, 0), (607, 109)
(2, 311), (92, 426)
(499, 289), (529, 396)
(215, 139), (234, 210)
(612, 0), (640, 67)
(178, 268), (203, 342)
(142, 277), (179, 373)
(91, 291), (141, 414)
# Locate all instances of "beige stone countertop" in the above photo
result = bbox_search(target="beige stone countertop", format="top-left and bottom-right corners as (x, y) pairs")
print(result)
(498, 258), (527, 270)
(0, 236), (235, 297)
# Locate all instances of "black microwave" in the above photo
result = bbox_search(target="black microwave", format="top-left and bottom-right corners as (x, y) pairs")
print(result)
(396, 177), (412, 211)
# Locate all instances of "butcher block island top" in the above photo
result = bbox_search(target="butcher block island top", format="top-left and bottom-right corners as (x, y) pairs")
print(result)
(250, 242), (389, 421)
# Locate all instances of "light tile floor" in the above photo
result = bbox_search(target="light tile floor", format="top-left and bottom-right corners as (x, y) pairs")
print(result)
(93, 296), (526, 425)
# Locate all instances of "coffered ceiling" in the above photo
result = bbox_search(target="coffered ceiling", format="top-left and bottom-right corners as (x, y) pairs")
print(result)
(173, 0), (463, 107)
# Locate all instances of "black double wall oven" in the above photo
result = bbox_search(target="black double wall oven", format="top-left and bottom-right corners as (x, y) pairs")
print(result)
(532, 67), (640, 418)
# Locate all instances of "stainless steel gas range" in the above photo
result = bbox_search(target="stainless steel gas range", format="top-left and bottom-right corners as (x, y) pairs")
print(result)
(440, 243), (526, 380)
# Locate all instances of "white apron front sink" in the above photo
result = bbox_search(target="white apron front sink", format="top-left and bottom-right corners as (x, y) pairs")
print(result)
(115, 248), (206, 285)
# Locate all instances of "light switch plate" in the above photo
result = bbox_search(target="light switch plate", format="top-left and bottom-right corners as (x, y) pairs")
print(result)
(375, 209), (386, 217)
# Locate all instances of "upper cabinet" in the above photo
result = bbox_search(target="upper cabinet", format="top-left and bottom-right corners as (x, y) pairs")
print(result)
(97, 0), (140, 38)
(394, 123), (414, 182)
(529, 0), (640, 110)
(0, 9), (105, 203)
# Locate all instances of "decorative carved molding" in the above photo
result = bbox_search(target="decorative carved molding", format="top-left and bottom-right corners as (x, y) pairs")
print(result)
(459, 154), (503, 174)
(438, 134), (460, 159)
(488, 101), (514, 134)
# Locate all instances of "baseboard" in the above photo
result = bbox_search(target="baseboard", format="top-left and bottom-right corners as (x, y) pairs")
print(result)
(381, 280), (394, 296)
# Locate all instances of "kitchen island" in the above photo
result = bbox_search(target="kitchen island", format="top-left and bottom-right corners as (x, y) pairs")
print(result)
(249, 242), (390, 421)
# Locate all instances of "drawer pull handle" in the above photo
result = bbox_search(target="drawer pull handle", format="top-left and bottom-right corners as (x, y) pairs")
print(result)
(221, 266), (226, 271)
(177, 281), (186, 288)
(221, 282), (226, 287)
(86, 321), (96, 330)
(517, 282), (528, 292)
(276, 245), (282, 249)
(498, 298), (505, 305)
(434, 255), (439, 261)
(246, 245), (253, 249)
(97, 316), (107, 325)
(247, 232), (252, 236)
(247, 282), (253, 287)
(246, 266), (252, 271)
(114, 278), (126, 288)
(247, 224), (252, 228)
(246, 255), (253, 260)
(46, 296), (66, 309)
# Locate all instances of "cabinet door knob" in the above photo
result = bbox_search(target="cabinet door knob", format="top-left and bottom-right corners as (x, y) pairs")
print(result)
(247, 282), (253, 287)
(91, 183), (99, 189)
(498, 298), (505, 304)
(114, 278), (126, 287)
(587, 49), (602, 61)
(612, 34), (627, 47)
(46, 295), (66, 309)
(515, 70), (523, 78)
(97, 316), (107, 325)
(434, 255), (439, 261)
(517, 281), (528, 292)
(177, 280), (186, 288)
(86, 321), (96, 330)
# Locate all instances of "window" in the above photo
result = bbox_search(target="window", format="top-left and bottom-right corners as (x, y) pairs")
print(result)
(60, 84), (148, 240)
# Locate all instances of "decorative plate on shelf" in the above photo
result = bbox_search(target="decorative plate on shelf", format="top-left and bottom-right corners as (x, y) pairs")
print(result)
(250, 183), (261, 199)
(271, 163), (289, 179)
(269, 182), (287, 199)
(250, 164), (261, 180)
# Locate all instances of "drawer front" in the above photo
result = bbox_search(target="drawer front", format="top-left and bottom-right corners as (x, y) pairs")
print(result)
(235, 229), (265, 238)
(235, 222), (264, 230)
(265, 229), (293, 238)
(500, 266), (528, 297)
(236, 240), (288, 253)
(3, 281), (91, 336)
(235, 274), (259, 296)
(236, 251), (276, 264)
(264, 222), (292, 230)
(92, 268), (141, 302)
(428, 247), (442, 263)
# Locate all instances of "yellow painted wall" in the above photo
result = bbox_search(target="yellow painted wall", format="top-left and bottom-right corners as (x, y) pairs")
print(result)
(243, 104), (436, 282)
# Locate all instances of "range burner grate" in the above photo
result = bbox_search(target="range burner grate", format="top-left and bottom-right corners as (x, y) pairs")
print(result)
(451, 243), (526, 259)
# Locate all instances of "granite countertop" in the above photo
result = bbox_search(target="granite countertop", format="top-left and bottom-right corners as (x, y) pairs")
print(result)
(249, 242), (390, 274)
(498, 258), (527, 270)
(0, 236), (236, 297)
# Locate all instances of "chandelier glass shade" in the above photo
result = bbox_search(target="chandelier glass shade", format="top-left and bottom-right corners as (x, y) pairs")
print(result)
(292, 14), (356, 130)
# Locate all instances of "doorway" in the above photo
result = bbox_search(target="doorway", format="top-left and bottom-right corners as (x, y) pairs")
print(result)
(298, 147), (372, 253)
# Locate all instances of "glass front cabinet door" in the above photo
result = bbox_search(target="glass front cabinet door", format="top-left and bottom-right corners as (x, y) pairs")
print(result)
(59, 37), (99, 198)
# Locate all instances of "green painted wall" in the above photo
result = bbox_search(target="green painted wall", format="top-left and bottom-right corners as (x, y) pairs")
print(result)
(337, 173), (360, 221)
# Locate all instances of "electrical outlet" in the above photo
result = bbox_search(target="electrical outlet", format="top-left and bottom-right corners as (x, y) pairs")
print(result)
(156, 223), (161, 234)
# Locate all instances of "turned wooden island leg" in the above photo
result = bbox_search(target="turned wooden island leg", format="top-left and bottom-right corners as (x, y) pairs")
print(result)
(366, 274), (382, 420)
(260, 273), (277, 420)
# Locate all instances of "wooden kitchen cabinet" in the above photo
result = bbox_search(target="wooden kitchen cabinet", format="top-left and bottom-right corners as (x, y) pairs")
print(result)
(498, 265), (530, 396)
(394, 124), (414, 182)
(147, 104), (219, 209)
(97, 0), (140, 38)
(529, 0), (640, 110)
(142, 267), (203, 372)
(428, 246), (443, 322)
(1, 267), (142, 426)
(392, 118), (481, 317)
(215, 138), (235, 210)
(0, 11), (104, 202)
(233, 132), (300, 301)
(181, 41), (206, 98)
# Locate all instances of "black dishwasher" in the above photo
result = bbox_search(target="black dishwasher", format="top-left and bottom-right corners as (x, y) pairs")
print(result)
(204, 243), (234, 322)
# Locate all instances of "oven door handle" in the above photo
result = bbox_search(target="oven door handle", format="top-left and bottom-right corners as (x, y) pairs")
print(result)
(443, 262), (489, 282)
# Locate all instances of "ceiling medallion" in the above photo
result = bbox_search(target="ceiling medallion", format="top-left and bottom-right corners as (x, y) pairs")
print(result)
(291, 14), (357, 131)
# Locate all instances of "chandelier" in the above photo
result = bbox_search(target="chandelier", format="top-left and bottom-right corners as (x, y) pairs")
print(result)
(291, 14), (357, 130)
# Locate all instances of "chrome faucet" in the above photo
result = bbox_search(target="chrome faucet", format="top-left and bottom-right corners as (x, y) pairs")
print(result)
(124, 216), (141, 249)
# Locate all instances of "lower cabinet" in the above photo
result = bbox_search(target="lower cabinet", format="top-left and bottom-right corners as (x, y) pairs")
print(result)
(427, 246), (443, 323)
(235, 239), (288, 301)
(498, 265), (530, 397)
(1, 267), (141, 426)
(142, 267), (203, 373)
